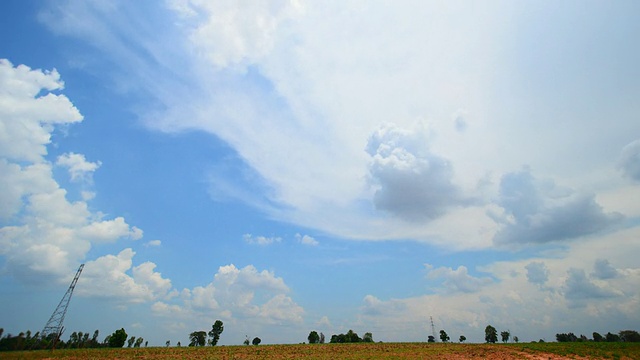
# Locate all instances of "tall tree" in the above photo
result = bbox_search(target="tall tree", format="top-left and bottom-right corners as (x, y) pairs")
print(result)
(308, 331), (320, 344)
(363, 332), (374, 343)
(620, 330), (640, 342)
(485, 325), (498, 343)
(439, 330), (450, 343)
(108, 328), (127, 348)
(501, 330), (510, 343)
(189, 331), (207, 346)
(127, 336), (136, 348)
(209, 320), (224, 346)
(319, 332), (325, 344)
(134, 337), (144, 347)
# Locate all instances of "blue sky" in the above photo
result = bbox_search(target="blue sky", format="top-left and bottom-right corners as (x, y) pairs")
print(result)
(1, 0), (640, 346)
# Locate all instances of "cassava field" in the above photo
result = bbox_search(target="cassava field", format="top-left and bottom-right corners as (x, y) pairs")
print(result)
(4, 342), (640, 360)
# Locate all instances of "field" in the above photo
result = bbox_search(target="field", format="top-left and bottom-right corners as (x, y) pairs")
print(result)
(3, 342), (640, 359)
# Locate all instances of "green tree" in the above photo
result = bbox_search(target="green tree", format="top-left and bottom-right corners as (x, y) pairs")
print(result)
(134, 337), (144, 347)
(606, 332), (620, 342)
(593, 332), (603, 342)
(485, 325), (498, 343)
(620, 330), (640, 342)
(308, 331), (320, 344)
(108, 328), (127, 348)
(363, 332), (374, 343)
(209, 320), (224, 346)
(427, 335), (435, 343)
(189, 331), (207, 346)
(91, 330), (100, 347)
(252, 337), (261, 345)
(320, 332), (325, 344)
(346, 330), (361, 343)
(501, 330), (510, 343)
(439, 330), (450, 343)
(127, 336), (136, 348)
(513, 336), (519, 343)
(459, 335), (466, 343)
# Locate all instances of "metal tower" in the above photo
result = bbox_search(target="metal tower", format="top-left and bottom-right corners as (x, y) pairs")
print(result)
(40, 264), (84, 343)
(430, 316), (437, 341)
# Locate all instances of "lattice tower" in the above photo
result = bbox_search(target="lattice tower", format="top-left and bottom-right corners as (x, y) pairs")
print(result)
(40, 264), (84, 341)
(430, 316), (437, 341)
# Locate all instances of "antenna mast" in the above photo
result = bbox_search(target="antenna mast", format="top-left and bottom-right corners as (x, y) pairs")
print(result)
(40, 264), (84, 346)
(430, 316), (437, 341)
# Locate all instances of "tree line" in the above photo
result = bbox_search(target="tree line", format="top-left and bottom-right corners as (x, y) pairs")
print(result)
(0, 327), (148, 351)
(556, 330), (640, 343)
(4, 321), (638, 352)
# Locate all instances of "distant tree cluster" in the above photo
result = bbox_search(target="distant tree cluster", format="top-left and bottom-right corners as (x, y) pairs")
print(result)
(307, 331), (325, 344)
(329, 330), (373, 343)
(557, 330), (640, 343)
(189, 320), (224, 347)
(0, 327), (146, 351)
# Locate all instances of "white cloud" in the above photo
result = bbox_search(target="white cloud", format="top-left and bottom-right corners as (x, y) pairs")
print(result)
(33, 2), (640, 255)
(426, 264), (493, 294)
(592, 259), (619, 280)
(491, 168), (623, 246)
(145, 239), (162, 247)
(525, 261), (549, 285)
(0, 59), (82, 162)
(0, 59), (142, 285)
(563, 268), (622, 308)
(77, 249), (172, 302)
(295, 233), (318, 246)
(171, 0), (304, 69)
(356, 233), (640, 342)
(619, 139), (640, 182)
(366, 123), (467, 221)
(78, 217), (143, 242)
(243, 233), (281, 245)
(56, 152), (101, 182)
(153, 264), (303, 326)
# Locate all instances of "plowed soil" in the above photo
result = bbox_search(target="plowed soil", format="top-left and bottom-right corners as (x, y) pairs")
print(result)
(5, 342), (640, 359)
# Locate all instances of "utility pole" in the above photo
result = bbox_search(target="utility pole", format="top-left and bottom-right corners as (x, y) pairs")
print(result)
(40, 264), (84, 349)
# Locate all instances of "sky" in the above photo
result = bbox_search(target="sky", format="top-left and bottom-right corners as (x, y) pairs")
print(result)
(1, 0), (639, 346)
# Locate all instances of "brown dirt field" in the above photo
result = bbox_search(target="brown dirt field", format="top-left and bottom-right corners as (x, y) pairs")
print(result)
(4, 342), (639, 359)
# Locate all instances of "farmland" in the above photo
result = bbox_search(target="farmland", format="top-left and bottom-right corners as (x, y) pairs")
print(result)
(3, 342), (640, 360)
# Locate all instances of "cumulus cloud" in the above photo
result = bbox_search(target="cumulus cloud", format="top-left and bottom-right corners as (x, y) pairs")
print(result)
(492, 168), (622, 245)
(592, 259), (619, 280)
(295, 233), (318, 246)
(77, 249), (172, 302)
(0, 60), (83, 162)
(169, 0), (303, 69)
(425, 264), (493, 294)
(619, 139), (640, 182)
(145, 239), (162, 247)
(366, 123), (465, 221)
(56, 152), (101, 182)
(525, 261), (549, 285)
(563, 268), (622, 307)
(153, 264), (303, 325)
(243, 233), (281, 245)
(0, 59), (142, 284)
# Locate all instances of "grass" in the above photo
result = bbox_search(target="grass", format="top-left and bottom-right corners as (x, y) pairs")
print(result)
(2, 342), (640, 359)
(513, 341), (640, 359)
